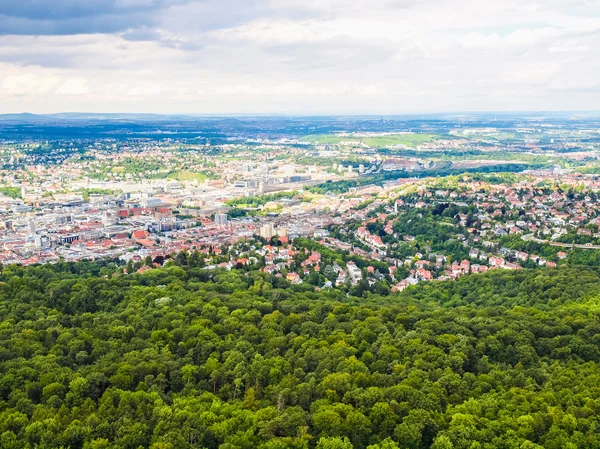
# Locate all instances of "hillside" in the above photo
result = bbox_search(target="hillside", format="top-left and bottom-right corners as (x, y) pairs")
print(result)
(0, 260), (599, 448)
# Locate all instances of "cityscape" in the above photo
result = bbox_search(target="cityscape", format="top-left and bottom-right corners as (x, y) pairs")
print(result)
(2, 114), (600, 295)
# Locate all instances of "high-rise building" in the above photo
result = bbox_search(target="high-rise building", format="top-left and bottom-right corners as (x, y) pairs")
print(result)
(214, 213), (228, 225)
(260, 223), (274, 239)
(34, 235), (50, 249)
(102, 210), (117, 226)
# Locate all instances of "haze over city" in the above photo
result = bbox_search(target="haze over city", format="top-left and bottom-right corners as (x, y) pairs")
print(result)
(1, 0), (600, 114)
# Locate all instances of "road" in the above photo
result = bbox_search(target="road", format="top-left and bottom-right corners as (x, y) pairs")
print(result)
(522, 234), (600, 250)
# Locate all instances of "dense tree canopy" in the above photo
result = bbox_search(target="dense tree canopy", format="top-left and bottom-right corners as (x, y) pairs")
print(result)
(0, 261), (599, 448)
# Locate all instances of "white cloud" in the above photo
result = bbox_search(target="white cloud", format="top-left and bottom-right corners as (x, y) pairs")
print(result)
(1, 73), (61, 95)
(55, 77), (91, 95)
(0, 0), (599, 113)
(459, 28), (560, 49)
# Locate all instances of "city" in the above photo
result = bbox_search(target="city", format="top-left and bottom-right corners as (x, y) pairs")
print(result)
(2, 115), (600, 297)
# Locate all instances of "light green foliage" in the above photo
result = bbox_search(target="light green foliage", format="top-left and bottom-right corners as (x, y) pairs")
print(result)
(300, 134), (439, 148)
(367, 439), (400, 449)
(167, 170), (214, 182)
(0, 187), (21, 199)
(317, 437), (354, 449)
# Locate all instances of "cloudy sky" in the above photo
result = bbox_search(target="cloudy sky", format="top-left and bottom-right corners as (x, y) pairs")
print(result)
(0, 0), (599, 114)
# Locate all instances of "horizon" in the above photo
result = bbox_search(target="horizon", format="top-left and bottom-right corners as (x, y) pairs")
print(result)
(0, 109), (600, 118)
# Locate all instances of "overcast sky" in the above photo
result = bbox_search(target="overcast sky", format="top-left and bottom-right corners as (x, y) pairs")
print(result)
(0, 0), (599, 114)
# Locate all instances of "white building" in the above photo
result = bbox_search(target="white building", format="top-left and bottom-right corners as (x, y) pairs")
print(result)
(214, 213), (228, 225)
(260, 223), (274, 239)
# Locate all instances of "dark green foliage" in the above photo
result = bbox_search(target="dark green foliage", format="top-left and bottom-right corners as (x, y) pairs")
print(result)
(0, 262), (600, 448)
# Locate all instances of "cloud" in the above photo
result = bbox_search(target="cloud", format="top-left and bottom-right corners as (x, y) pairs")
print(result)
(0, 0), (599, 113)
(1, 73), (61, 95)
(55, 77), (91, 95)
(0, 0), (193, 35)
(199, 81), (387, 97)
(121, 27), (203, 51)
(0, 1), (168, 20)
(121, 27), (163, 42)
(459, 28), (561, 49)
(1, 72), (90, 96)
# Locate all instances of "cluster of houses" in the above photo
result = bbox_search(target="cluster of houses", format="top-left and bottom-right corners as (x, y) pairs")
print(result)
(315, 173), (600, 292)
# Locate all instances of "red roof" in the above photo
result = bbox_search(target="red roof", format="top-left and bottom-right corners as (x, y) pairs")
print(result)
(132, 230), (151, 239)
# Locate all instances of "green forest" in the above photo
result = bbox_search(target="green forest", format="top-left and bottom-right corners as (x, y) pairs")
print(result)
(306, 165), (541, 195)
(0, 260), (600, 449)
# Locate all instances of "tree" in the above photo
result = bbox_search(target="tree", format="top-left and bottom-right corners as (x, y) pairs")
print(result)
(175, 251), (188, 266)
(181, 364), (198, 386)
(316, 437), (354, 449)
(367, 439), (400, 449)
(431, 435), (454, 449)
(0, 258), (600, 448)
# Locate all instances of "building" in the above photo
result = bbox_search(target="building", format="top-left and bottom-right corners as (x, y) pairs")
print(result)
(214, 213), (228, 225)
(260, 223), (274, 239)
(347, 261), (363, 285)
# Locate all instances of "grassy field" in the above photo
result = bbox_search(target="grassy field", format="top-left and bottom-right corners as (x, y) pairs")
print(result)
(301, 133), (440, 147)
(167, 170), (210, 182)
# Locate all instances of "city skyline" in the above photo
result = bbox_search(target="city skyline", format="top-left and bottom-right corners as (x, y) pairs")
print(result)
(1, 0), (599, 114)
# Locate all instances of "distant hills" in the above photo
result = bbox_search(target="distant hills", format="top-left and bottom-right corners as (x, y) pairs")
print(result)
(0, 113), (59, 123)
(0, 113), (201, 123)
(1, 111), (600, 125)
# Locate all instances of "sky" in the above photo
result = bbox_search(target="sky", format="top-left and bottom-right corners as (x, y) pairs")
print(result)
(0, 0), (599, 114)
